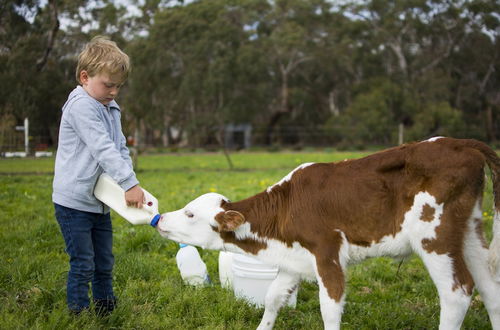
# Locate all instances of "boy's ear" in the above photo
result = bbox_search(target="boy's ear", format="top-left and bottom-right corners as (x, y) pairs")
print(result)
(215, 210), (245, 232)
(79, 70), (89, 84)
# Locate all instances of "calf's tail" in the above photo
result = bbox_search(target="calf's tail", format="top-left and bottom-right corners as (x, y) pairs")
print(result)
(458, 139), (500, 280)
(470, 140), (500, 281)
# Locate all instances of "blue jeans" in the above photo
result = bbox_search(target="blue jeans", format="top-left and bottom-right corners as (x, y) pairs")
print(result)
(54, 203), (115, 312)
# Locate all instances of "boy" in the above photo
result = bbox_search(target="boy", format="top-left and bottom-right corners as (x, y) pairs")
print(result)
(53, 36), (143, 315)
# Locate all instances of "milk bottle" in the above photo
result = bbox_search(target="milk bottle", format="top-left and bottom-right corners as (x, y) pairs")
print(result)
(176, 244), (211, 286)
(93, 173), (161, 227)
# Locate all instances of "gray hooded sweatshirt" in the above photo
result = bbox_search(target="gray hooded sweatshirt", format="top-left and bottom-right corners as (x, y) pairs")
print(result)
(52, 86), (139, 213)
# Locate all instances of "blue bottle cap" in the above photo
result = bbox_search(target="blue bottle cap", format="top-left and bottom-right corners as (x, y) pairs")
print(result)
(150, 214), (161, 227)
(179, 243), (188, 248)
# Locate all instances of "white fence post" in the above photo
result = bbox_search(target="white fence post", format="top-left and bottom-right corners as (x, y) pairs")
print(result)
(24, 117), (29, 155)
(398, 123), (404, 145)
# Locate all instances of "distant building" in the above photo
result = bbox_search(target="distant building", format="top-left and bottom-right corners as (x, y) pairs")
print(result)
(224, 123), (252, 149)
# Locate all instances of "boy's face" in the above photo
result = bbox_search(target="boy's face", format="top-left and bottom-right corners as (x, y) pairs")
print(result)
(80, 70), (123, 105)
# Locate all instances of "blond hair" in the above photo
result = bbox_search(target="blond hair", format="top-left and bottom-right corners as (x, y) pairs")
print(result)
(76, 36), (130, 84)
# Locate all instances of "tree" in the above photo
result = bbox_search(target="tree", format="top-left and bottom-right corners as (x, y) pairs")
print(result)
(1, 0), (498, 150)
(0, 0), (90, 149)
(126, 0), (261, 147)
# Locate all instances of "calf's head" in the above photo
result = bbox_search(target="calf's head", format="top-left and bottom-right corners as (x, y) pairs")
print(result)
(156, 193), (246, 249)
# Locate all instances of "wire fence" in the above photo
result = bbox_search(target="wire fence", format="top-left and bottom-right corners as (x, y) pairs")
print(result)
(0, 125), (497, 157)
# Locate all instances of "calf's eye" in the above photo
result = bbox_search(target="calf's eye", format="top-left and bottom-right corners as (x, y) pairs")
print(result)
(185, 211), (194, 218)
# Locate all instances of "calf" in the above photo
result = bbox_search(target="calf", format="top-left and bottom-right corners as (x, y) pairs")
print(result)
(157, 137), (500, 330)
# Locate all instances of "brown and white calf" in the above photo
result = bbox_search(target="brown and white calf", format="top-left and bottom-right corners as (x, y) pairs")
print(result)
(157, 137), (500, 330)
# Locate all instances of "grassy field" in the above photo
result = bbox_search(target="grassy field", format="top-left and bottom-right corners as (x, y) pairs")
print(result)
(0, 151), (495, 329)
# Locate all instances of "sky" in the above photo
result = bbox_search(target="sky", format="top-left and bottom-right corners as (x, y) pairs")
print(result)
(31, 0), (191, 31)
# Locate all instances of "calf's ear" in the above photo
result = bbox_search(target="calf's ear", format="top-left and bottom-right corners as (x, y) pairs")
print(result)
(215, 210), (245, 232)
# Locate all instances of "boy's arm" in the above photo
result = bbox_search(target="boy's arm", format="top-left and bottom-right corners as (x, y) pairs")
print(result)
(66, 98), (139, 191)
(118, 129), (134, 168)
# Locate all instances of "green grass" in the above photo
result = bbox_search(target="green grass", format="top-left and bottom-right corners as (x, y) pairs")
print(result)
(0, 151), (494, 329)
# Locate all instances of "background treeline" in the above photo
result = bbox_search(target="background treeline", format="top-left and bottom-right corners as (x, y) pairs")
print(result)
(1, 0), (499, 150)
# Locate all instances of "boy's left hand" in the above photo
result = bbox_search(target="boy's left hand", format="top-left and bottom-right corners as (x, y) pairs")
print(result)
(125, 185), (144, 208)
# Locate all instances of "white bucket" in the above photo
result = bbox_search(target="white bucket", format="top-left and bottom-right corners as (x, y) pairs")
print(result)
(230, 253), (297, 308)
(218, 251), (234, 289)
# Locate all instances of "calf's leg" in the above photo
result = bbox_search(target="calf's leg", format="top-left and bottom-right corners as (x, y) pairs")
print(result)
(411, 197), (474, 330)
(256, 271), (300, 330)
(315, 254), (346, 330)
(463, 206), (500, 329)
(402, 189), (482, 330)
(418, 249), (472, 330)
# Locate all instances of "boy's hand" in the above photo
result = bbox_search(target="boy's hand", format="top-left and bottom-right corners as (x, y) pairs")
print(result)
(125, 185), (144, 208)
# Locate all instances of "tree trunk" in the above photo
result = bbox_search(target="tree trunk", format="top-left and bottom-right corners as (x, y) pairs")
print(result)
(388, 41), (408, 77)
(329, 90), (340, 117)
(265, 111), (286, 145)
(36, 0), (59, 72)
(265, 67), (290, 145)
(485, 104), (495, 142)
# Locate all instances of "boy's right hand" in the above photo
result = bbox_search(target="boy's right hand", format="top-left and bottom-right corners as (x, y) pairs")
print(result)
(125, 185), (144, 208)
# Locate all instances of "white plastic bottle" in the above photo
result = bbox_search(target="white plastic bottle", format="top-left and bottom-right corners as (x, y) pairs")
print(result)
(176, 244), (211, 286)
(93, 173), (161, 227)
